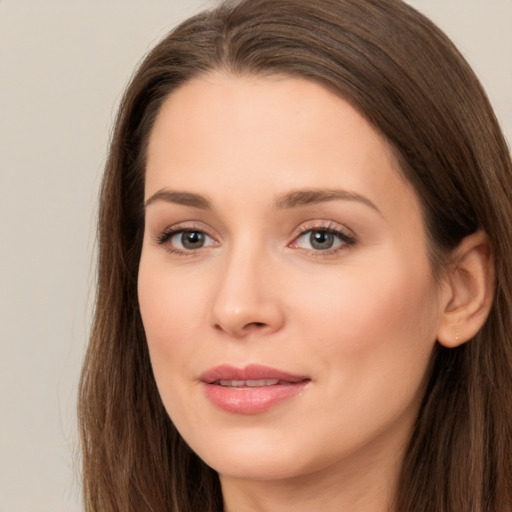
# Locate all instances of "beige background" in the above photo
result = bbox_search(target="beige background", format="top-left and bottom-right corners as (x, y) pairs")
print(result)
(0, 1), (510, 511)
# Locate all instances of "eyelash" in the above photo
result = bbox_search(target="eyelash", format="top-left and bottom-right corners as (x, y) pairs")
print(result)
(155, 222), (357, 256)
(155, 224), (217, 256)
(290, 222), (357, 256)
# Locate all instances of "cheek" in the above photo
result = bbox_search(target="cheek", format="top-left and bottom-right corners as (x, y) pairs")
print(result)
(298, 252), (438, 343)
(137, 259), (206, 390)
(138, 244), (214, 330)
(277, 265), (439, 461)
(138, 271), (209, 439)
(289, 259), (439, 397)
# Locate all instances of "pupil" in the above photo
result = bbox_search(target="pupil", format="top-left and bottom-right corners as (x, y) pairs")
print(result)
(310, 230), (334, 250)
(182, 231), (205, 249)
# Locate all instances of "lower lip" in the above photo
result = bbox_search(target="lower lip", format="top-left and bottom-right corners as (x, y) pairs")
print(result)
(202, 381), (309, 414)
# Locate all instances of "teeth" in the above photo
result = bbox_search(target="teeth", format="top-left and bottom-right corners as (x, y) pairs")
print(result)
(218, 379), (280, 387)
(219, 379), (245, 387)
(247, 379), (279, 387)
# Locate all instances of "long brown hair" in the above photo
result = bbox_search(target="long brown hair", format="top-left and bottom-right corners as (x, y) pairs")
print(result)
(78, 1), (512, 510)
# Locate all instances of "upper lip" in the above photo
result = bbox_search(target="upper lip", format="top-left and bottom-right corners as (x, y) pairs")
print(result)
(200, 364), (309, 384)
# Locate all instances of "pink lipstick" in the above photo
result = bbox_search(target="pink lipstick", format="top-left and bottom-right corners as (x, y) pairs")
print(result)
(200, 364), (310, 414)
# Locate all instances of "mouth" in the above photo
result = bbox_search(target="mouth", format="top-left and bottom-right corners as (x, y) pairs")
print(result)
(216, 379), (283, 387)
(200, 364), (311, 414)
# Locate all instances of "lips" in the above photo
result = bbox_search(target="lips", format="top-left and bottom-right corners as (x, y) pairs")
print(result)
(200, 364), (310, 414)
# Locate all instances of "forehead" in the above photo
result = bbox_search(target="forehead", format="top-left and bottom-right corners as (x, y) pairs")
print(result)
(149, 72), (389, 149)
(145, 72), (416, 220)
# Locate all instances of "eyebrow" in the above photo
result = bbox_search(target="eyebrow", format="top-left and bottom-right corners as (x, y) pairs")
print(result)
(144, 189), (212, 209)
(274, 188), (381, 215)
(144, 187), (381, 215)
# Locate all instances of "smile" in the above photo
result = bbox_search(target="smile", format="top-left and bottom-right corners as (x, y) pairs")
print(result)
(200, 365), (310, 414)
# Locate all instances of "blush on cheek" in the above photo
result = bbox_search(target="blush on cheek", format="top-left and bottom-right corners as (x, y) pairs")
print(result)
(314, 270), (435, 356)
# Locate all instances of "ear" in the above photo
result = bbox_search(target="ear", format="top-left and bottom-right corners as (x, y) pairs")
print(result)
(437, 231), (495, 348)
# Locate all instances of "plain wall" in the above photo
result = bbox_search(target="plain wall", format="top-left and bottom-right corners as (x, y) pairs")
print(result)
(0, 1), (510, 511)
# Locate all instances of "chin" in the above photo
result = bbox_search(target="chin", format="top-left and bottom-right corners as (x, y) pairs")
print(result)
(178, 421), (341, 482)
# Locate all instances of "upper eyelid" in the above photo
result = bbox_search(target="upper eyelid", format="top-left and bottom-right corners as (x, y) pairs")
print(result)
(291, 228), (355, 245)
(290, 220), (355, 238)
(155, 221), (218, 238)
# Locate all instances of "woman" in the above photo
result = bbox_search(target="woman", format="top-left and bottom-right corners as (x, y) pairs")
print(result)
(78, 0), (512, 511)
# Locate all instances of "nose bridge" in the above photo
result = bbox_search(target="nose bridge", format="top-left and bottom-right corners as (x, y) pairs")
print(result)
(210, 235), (284, 337)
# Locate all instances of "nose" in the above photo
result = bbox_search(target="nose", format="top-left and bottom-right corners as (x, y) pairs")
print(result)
(209, 246), (285, 338)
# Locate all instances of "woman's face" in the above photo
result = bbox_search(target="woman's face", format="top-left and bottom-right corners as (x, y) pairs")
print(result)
(138, 73), (443, 483)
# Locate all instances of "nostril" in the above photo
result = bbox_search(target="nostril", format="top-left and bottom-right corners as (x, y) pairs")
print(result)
(245, 322), (266, 330)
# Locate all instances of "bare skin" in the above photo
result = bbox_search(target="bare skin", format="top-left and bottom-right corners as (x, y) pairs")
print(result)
(138, 73), (492, 511)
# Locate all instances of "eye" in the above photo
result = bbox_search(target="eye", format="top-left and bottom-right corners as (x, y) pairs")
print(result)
(172, 230), (209, 250)
(292, 227), (355, 253)
(157, 228), (217, 254)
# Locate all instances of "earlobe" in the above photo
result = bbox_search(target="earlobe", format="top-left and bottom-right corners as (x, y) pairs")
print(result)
(437, 231), (495, 348)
